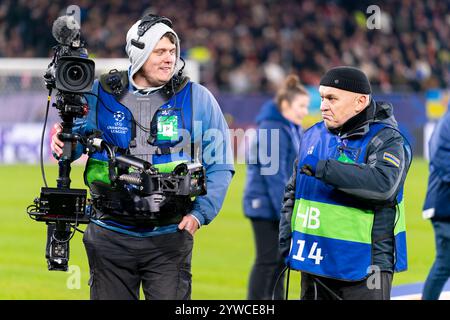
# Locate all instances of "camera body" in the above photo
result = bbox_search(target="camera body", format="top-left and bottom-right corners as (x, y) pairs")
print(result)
(44, 43), (95, 93)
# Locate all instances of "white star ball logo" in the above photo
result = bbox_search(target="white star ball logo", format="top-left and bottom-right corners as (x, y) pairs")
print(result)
(113, 111), (125, 122)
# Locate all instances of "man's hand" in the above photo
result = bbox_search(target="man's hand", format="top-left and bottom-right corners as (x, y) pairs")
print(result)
(300, 154), (319, 176)
(51, 123), (64, 157)
(178, 214), (199, 236)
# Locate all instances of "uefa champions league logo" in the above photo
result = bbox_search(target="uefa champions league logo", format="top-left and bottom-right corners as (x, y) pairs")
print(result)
(107, 111), (128, 135)
(113, 111), (125, 123)
(109, 111), (128, 134)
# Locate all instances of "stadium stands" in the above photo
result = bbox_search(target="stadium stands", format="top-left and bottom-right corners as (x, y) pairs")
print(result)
(0, 0), (448, 93)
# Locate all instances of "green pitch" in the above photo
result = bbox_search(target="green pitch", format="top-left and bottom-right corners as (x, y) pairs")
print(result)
(0, 159), (433, 299)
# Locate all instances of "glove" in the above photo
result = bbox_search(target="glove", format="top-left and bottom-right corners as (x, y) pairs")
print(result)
(300, 154), (319, 176)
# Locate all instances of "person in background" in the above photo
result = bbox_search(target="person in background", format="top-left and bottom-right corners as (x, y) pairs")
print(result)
(243, 75), (310, 300)
(422, 108), (450, 300)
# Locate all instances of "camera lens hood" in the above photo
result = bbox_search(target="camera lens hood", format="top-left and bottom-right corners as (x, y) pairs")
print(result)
(56, 56), (95, 93)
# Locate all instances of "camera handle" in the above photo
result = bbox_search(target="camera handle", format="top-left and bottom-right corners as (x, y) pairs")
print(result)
(46, 111), (82, 271)
(57, 115), (75, 188)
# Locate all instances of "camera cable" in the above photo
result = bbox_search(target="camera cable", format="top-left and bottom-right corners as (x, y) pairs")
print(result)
(311, 276), (343, 300)
(271, 265), (290, 300)
(83, 91), (152, 134)
(40, 88), (53, 188)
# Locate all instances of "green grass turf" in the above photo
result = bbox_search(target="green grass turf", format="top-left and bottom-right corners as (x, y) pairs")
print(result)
(0, 158), (433, 299)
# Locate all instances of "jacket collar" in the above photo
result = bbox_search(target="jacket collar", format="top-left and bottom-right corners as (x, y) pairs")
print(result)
(329, 98), (376, 139)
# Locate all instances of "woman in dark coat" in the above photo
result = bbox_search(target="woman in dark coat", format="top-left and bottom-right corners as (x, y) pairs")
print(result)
(243, 75), (310, 300)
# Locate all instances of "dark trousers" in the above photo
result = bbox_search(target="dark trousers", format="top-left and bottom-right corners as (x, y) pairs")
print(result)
(300, 271), (393, 300)
(248, 219), (285, 300)
(422, 219), (450, 300)
(83, 223), (193, 300)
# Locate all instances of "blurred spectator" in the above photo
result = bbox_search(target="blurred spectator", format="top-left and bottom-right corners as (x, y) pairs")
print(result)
(0, 0), (448, 93)
(422, 108), (450, 300)
(243, 74), (309, 300)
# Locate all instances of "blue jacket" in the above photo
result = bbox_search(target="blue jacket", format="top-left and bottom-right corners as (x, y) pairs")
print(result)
(243, 100), (302, 221)
(423, 109), (450, 219)
(70, 72), (234, 236)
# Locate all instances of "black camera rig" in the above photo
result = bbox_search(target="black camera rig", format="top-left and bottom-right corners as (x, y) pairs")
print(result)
(28, 134), (206, 271)
(29, 134), (207, 222)
(28, 15), (96, 271)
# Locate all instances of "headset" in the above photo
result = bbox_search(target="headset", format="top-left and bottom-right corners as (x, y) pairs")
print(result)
(130, 14), (173, 49)
(129, 13), (186, 97)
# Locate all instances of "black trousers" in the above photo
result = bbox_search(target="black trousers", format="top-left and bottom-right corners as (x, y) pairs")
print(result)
(300, 271), (393, 300)
(248, 219), (285, 300)
(83, 222), (193, 300)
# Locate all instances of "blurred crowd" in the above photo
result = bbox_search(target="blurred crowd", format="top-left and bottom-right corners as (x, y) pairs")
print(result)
(0, 0), (448, 94)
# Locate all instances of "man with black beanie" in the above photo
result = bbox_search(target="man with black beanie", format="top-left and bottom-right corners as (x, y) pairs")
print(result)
(279, 66), (412, 300)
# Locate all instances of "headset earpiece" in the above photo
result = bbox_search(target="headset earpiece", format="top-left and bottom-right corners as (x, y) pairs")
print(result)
(131, 14), (173, 49)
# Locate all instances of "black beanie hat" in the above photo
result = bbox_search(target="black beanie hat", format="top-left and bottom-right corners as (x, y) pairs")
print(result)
(320, 66), (372, 94)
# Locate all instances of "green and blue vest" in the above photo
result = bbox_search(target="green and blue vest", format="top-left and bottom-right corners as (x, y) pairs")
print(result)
(84, 81), (194, 188)
(287, 121), (407, 281)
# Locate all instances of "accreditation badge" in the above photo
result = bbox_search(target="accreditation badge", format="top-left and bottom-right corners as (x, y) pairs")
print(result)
(157, 115), (178, 141)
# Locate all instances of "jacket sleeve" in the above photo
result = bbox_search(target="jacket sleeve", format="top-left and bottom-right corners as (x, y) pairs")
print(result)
(279, 160), (297, 258)
(314, 128), (411, 205)
(190, 83), (235, 226)
(429, 112), (450, 182)
(259, 121), (292, 219)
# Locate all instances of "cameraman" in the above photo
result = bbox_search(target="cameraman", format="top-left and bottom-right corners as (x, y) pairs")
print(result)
(51, 14), (234, 300)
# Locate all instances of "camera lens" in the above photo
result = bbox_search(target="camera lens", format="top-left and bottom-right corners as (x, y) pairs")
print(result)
(63, 62), (86, 87)
(67, 65), (84, 82)
(56, 56), (95, 93)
